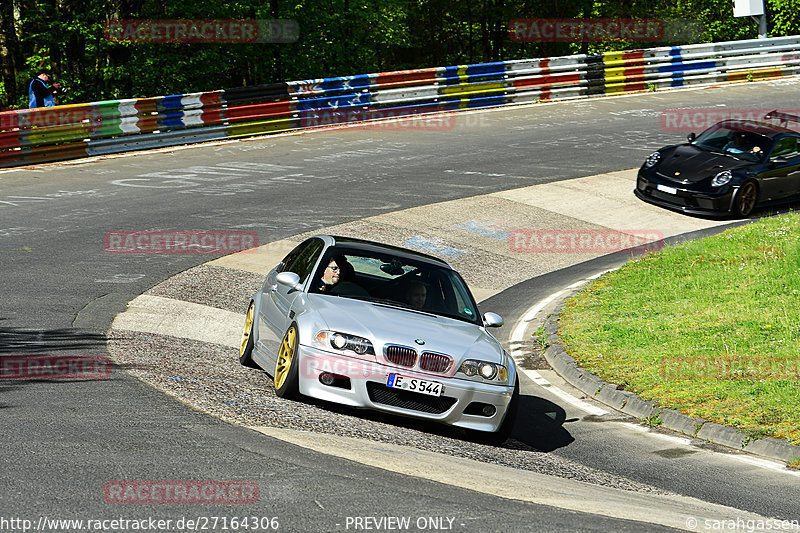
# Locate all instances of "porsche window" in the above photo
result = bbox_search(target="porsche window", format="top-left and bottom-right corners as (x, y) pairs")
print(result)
(694, 125), (770, 162)
(770, 136), (800, 159)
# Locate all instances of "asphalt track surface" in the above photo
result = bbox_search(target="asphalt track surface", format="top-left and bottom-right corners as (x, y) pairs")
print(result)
(2, 79), (800, 532)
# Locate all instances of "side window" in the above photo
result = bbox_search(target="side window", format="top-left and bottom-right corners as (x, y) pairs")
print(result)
(277, 245), (305, 274)
(771, 137), (800, 159)
(284, 239), (324, 283)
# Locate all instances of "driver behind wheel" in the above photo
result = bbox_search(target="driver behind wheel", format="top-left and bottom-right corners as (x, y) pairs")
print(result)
(724, 133), (761, 155)
(317, 257), (342, 292)
(319, 254), (369, 297)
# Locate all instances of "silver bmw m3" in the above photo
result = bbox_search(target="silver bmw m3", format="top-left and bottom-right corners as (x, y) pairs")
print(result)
(239, 235), (518, 442)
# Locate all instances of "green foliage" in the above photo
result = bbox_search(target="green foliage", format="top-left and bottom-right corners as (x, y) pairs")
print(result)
(532, 323), (550, 351)
(644, 411), (663, 428)
(769, 0), (800, 36)
(2, 0), (797, 108)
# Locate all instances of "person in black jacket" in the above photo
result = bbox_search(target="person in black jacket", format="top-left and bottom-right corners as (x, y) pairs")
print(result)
(28, 70), (62, 108)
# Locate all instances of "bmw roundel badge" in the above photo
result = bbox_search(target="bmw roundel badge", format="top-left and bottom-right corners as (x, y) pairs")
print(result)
(414, 339), (425, 346)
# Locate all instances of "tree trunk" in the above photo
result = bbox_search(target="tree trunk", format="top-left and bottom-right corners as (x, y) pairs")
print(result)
(0, 0), (21, 108)
(271, 0), (282, 81)
(492, 0), (504, 61)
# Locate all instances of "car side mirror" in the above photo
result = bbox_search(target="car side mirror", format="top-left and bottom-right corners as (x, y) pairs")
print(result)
(276, 271), (302, 291)
(483, 312), (504, 328)
(687, 132), (696, 143)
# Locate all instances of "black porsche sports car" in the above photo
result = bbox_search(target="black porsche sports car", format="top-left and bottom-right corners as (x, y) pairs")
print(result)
(635, 111), (800, 217)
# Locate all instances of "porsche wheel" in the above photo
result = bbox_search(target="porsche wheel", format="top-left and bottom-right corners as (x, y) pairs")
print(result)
(734, 181), (757, 217)
(274, 323), (300, 399)
(239, 301), (258, 368)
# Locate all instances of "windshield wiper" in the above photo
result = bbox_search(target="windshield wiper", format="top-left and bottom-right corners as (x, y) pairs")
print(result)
(333, 294), (479, 323)
(336, 294), (392, 304)
(372, 302), (438, 318)
(698, 147), (752, 160)
(336, 294), (420, 310)
(695, 145), (727, 156)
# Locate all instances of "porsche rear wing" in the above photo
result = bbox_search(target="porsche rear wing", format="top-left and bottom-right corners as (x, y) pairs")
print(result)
(764, 110), (800, 127)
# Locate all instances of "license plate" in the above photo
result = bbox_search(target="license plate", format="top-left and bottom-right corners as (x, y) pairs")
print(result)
(657, 184), (677, 195)
(387, 374), (442, 397)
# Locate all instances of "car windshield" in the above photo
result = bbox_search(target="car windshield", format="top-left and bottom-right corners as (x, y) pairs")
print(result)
(693, 124), (770, 162)
(310, 246), (482, 325)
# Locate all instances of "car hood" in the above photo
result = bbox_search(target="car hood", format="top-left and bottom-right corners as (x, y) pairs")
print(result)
(656, 145), (750, 183)
(307, 295), (503, 364)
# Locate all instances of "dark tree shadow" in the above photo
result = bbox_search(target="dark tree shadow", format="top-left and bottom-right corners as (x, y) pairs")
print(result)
(0, 324), (107, 355)
(0, 325), (139, 400)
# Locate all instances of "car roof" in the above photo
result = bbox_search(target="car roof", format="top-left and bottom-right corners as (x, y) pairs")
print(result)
(317, 235), (453, 268)
(717, 119), (799, 139)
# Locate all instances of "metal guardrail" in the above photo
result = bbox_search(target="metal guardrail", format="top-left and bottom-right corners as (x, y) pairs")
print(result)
(2, 35), (800, 167)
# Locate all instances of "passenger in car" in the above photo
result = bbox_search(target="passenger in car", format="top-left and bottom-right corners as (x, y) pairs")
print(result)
(402, 280), (427, 309)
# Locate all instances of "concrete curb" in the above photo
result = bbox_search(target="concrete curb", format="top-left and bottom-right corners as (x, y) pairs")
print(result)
(540, 307), (800, 466)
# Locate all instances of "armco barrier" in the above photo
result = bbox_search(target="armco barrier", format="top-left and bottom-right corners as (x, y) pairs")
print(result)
(2, 35), (800, 167)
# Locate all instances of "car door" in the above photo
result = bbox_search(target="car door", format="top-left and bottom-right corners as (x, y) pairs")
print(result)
(762, 135), (800, 200)
(258, 238), (324, 360)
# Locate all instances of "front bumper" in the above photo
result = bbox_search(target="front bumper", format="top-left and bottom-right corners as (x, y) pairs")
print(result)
(295, 344), (515, 432)
(635, 170), (738, 217)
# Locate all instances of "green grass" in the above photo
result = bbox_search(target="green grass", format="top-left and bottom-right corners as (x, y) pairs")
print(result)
(558, 212), (800, 445)
(532, 323), (549, 350)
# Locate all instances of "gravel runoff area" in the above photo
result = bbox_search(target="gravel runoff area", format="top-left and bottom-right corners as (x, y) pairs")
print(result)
(108, 264), (671, 495)
(146, 264), (264, 315)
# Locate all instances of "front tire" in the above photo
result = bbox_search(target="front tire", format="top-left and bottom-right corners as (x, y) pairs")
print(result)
(274, 323), (300, 399)
(239, 301), (258, 368)
(733, 181), (757, 217)
(470, 378), (519, 446)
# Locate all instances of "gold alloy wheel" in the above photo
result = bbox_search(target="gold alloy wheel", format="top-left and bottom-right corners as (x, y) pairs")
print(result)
(737, 182), (757, 216)
(240, 302), (255, 357)
(274, 325), (297, 390)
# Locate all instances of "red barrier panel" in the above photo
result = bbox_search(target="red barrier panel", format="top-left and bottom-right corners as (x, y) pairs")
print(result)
(225, 101), (294, 122)
(374, 68), (439, 88)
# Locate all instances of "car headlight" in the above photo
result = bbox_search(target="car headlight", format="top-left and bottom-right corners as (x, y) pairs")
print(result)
(711, 170), (733, 187)
(314, 331), (375, 355)
(458, 359), (508, 383)
(644, 152), (661, 168)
